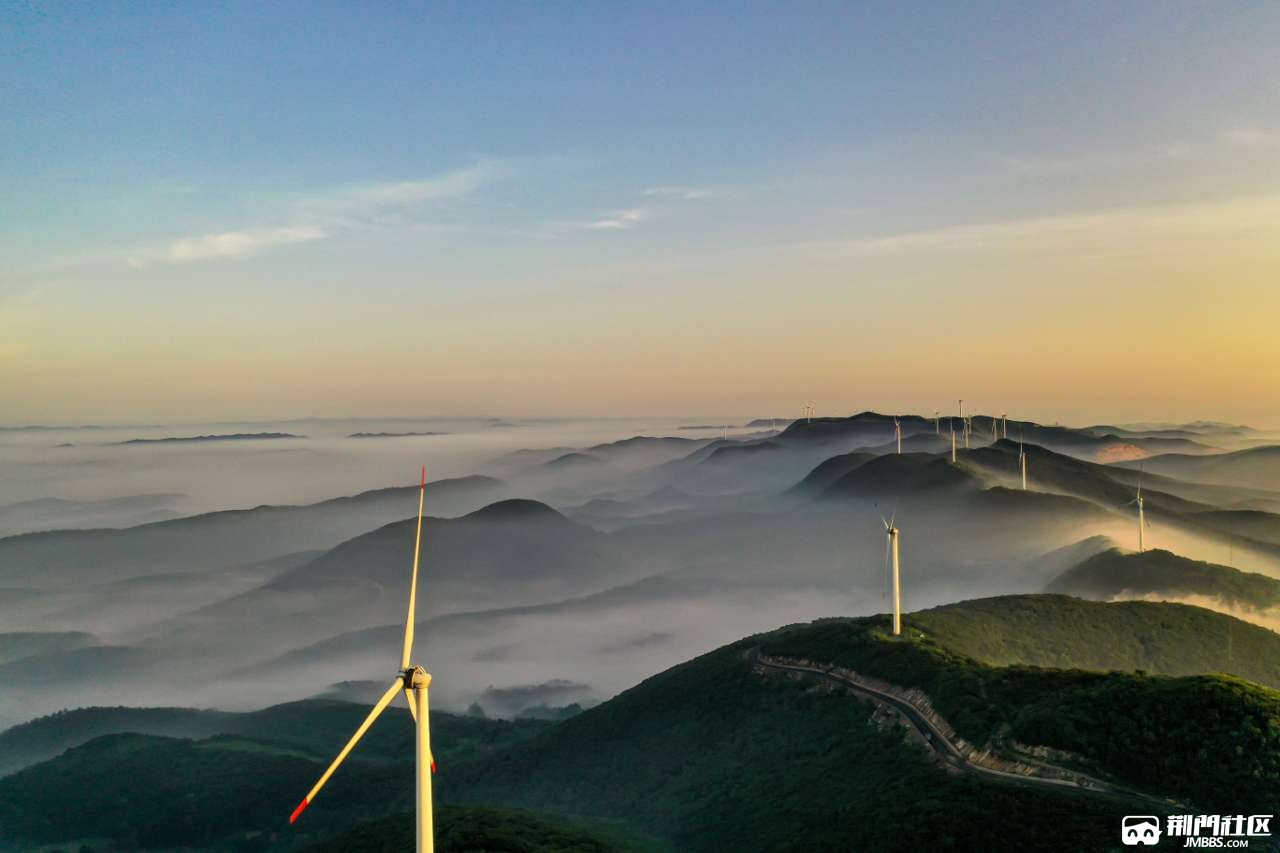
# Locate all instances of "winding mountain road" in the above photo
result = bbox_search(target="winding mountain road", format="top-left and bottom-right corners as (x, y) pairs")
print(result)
(752, 653), (1173, 807)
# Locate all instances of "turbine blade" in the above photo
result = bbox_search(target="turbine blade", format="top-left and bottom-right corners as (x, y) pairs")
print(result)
(401, 466), (427, 670)
(289, 678), (403, 824)
(404, 686), (418, 722)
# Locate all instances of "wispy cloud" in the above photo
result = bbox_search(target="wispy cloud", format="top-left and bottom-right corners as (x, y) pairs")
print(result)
(799, 193), (1280, 257)
(141, 226), (328, 265)
(579, 208), (650, 231)
(643, 186), (717, 200)
(127, 163), (499, 267)
(299, 164), (500, 220)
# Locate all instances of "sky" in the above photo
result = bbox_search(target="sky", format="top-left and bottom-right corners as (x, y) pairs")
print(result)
(3, 1), (1280, 426)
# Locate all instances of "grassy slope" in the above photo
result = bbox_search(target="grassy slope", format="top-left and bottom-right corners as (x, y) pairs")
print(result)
(911, 593), (1280, 687)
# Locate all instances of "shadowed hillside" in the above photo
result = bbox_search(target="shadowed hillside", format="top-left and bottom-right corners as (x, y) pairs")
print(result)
(1046, 548), (1280, 612)
(0, 699), (550, 778)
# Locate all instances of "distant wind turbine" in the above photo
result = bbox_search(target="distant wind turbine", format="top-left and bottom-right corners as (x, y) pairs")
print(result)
(934, 410), (940, 434)
(950, 424), (957, 463)
(1129, 467), (1148, 553)
(1019, 442), (1028, 490)
(289, 466), (437, 853)
(893, 417), (902, 454)
(1001, 413), (1008, 439)
(881, 511), (902, 636)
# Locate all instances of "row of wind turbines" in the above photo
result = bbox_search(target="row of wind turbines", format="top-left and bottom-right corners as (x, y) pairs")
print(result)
(879, 404), (1150, 637)
(287, 410), (1155, 848)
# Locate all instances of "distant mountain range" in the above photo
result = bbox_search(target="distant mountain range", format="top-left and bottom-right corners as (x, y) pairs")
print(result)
(117, 432), (304, 444)
(347, 431), (449, 438)
(0, 474), (507, 588)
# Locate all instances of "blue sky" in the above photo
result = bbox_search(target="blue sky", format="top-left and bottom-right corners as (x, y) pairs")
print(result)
(3, 2), (1280, 423)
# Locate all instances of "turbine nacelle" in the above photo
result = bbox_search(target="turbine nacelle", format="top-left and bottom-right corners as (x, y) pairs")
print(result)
(405, 665), (432, 689)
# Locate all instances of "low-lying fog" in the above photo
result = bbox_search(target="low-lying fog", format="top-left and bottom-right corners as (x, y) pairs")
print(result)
(0, 417), (753, 524)
(2, 414), (1279, 733)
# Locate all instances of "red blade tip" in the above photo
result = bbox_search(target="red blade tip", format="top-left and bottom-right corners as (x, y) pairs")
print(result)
(431, 759), (437, 774)
(420, 465), (426, 488)
(289, 798), (310, 824)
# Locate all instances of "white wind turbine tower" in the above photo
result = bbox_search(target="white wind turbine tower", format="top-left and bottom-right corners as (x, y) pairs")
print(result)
(893, 417), (902, 454)
(1001, 413), (1008, 439)
(1019, 442), (1028, 490)
(950, 423), (957, 463)
(289, 466), (437, 853)
(1129, 467), (1148, 552)
(881, 511), (903, 636)
(934, 410), (941, 434)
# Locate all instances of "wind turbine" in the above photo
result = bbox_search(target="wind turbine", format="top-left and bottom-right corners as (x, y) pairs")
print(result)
(893, 417), (902, 454)
(934, 410), (940, 434)
(1129, 468), (1147, 552)
(289, 466), (437, 853)
(1019, 442), (1028, 490)
(881, 511), (902, 636)
(950, 424), (957, 463)
(1001, 413), (1008, 439)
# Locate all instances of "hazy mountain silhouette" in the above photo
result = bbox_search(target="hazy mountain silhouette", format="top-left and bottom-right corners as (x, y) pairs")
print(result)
(1118, 445), (1280, 491)
(544, 451), (607, 469)
(0, 474), (507, 587)
(0, 493), (185, 537)
(1046, 548), (1280, 612)
(0, 631), (94, 665)
(788, 450), (876, 494)
(821, 453), (979, 498)
(117, 432), (303, 444)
